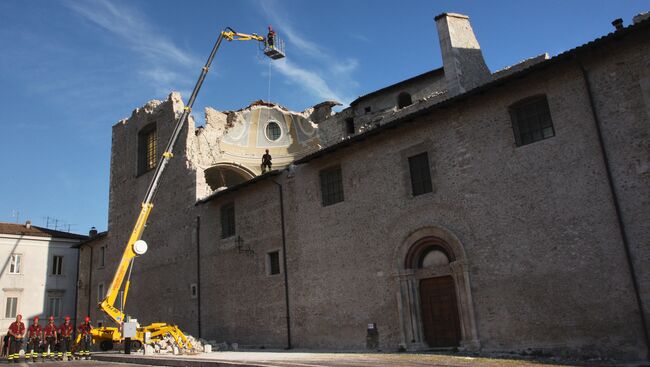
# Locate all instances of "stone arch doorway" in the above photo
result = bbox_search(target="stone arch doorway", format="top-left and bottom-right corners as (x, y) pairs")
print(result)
(204, 163), (255, 191)
(395, 227), (479, 351)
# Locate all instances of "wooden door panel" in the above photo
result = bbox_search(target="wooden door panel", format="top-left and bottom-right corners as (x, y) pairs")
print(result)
(420, 276), (461, 347)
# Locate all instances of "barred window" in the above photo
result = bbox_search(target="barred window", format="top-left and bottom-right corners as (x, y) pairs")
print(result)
(320, 166), (344, 206)
(138, 123), (157, 175)
(408, 152), (432, 196)
(221, 202), (235, 239)
(510, 95), (555, 146)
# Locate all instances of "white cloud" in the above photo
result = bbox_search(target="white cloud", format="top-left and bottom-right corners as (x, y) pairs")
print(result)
(259, 0), (358, 106)
(64, 0), (198, 94)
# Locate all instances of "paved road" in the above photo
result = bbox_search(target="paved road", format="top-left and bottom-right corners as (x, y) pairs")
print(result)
(2, 361), (157, 366)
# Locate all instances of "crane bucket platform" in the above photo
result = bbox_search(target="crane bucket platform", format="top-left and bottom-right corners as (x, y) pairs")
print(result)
(264, 37), (285, 59)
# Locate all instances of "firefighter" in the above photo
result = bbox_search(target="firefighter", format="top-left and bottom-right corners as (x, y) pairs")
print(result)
(43, 316), (57, 360)
(7, 314), (25, 363)
(77, 316), (93, 360)
(58, 316), (74, 361)
(27, 316), (43, 362)
(267, 25), (276, 48)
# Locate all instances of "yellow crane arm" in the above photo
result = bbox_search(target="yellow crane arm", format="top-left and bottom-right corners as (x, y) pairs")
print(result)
(99, 203), (153, 323)
(221, 30), (265, 42)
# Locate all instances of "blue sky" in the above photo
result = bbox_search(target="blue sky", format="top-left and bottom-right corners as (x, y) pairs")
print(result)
(0, 0), (646, 234)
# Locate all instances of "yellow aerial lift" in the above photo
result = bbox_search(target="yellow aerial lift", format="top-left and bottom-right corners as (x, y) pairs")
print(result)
(77, 26), (285, 353)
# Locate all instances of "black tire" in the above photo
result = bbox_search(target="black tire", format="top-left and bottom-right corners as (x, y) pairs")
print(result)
(100, 340), (114, 351)
(131, 340), (143, 351)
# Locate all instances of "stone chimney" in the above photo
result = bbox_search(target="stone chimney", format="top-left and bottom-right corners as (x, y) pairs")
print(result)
(89, 227), (98, 237)
(435, 13), (491, 95)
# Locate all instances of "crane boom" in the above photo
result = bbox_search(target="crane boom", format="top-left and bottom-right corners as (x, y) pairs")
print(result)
(98, 26), (284, 329)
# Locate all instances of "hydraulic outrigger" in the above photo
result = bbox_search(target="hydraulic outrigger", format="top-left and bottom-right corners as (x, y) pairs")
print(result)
(80, 26), (285, 353)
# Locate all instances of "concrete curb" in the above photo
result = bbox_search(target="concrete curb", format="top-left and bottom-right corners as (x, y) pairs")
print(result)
(93, 354), (265, 367)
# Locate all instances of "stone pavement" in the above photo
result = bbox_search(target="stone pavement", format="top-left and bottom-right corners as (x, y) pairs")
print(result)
(90, 350), (607, 367)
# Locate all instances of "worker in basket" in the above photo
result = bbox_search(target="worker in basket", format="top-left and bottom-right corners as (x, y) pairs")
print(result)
(267, 25), (276, 49)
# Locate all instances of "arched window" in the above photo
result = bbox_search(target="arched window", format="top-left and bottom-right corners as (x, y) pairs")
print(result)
(397, 92), (413, 109)
(419, 248), (450, 268)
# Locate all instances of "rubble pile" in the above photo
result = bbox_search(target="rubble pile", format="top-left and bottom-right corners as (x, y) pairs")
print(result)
(148, 334), (206, 355)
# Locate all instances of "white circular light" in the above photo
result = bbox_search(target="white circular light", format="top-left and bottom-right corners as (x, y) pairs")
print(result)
(133, 240), (148, 255)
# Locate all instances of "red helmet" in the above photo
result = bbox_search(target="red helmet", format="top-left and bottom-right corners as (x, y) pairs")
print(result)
(84, 316), (90, 323)
(48, 316), (54, 322)
(64, 316), (70, 321)
(16, 314), (22, 320)
(33, 316), (39, 322)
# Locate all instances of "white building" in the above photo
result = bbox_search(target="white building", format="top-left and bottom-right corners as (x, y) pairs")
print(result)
(0, 222), (87, 331)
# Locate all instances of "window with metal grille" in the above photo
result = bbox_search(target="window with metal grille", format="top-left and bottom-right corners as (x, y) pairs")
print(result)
(510, 95), (555, 146)
(268, 251), (280, 275)
(9, 254), (21, 274)
(52, 256), (63, 275)
(138, 123), (157, 175)
(48, 297), (62, 317)
(97, 283), (104, 303)
(5, 297), (17, 318)
(221, 202), (235, 238)
(320, 166), (344, 206)
(408, 152), (432, 196)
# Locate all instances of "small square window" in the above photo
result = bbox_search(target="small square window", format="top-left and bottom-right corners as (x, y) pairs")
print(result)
(52, 256), (63, 275)
(221, 203), (236, 239)
(408, 152), (433, 196)
(320, 166), (344, 206)
(5, 297), (17, 318)
(364, 106), (371, 114)
(9, 254), (21, 274)
(510, 95), (555, 146)
(268, 251), (280, 275)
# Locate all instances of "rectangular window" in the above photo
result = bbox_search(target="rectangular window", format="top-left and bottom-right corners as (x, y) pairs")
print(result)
(9, 254), (21, 274)
(408, 152), (433, 196)
(268, 251), (280, 275)
(364, 106), (371, 114)
(99, 246), (105, 268)
(48, 297), (62, 318)
(221, 203), (235, 239)
(320, 166), (344, 206)
(138, 123), (157, 175)
(97, 283), (105, 303)
(5, 297), (17, 318)
(52, 256), (63, 275)
(510, 95), (555, 146)
(345, 118), (355, 135)
(190, 284), (198, 299)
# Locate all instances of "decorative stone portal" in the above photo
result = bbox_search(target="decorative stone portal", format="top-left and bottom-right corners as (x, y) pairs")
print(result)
(395, 227), (479, 351)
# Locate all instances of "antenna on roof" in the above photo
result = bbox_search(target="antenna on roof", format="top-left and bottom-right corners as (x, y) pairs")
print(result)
(11, 210), (20, 223)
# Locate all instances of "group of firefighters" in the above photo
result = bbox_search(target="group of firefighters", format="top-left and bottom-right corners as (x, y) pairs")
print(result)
(4, 314), (93, 363)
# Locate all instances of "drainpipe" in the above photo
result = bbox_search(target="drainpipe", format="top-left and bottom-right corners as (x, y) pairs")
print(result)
(270, 178), (292, 349)
(577, 59), (650, 358)
(87, 246), (93, 318)
(196, 216), (202, 338)
(73, 246), (80, 325)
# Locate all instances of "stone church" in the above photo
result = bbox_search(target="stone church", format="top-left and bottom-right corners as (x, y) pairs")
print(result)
(76, 12), (650, 360)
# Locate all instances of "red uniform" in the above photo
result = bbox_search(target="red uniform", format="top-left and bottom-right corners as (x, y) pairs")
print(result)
(43, 324), (57, 337)
(77, 322), (93, 358)
(8, 322), (25, 337)
(58, 323), (73, 337)
(27, 324), (41, 339)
